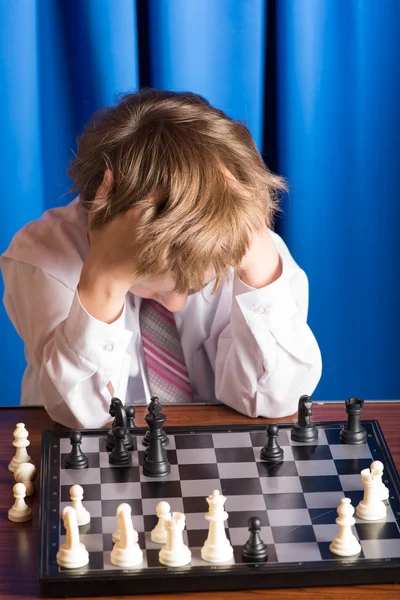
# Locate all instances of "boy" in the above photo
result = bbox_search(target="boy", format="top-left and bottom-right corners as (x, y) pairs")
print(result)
(1, 89), (322, 429)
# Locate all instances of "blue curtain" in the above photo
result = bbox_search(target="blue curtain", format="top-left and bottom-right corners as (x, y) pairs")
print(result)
(0, 0), (399, 406)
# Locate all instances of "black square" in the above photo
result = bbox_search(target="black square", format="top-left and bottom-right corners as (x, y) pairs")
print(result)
(100, 466), (140, 484)
(228, 510), (269, 528)
(344, 490), (364, 507)
(300, 476), (342, 493)
(101, 498), (143, 517)
(182, 496), (208, 514)
(143, 514), (158, 532)
(175, 434), (214, 449)
(145, 548), (162, 568)
(257, 461), (298, 478)
(249, 431), (268, 448)
(140, 480), (182, 499)
(87, 551), (104, 571)
(291, 445), (332, 461)
(215, 447), (255, 463)
(61, 484), (101, 502)
(61, 452), (100, 469)
(264, 493), (306, 510)
(103, 533), (114, 552)
(309, 508), (338, 524)
(233, 543), (278, 564)
(271, 525), (316, 544)
(138, 449), (178, 466)
(355, 521), (400, 540)
(220, 478), (262, 496)
(324, 428), (343, 445)
(318, 541), (364, 561)
(334, 459), (372, 475)
(179, 463), (219, 480)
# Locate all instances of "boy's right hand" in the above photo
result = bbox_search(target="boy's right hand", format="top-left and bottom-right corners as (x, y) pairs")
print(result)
(78, 170), (141, 323)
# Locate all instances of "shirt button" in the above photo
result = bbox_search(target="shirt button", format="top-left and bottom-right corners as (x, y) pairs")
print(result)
(104, 343), (114, 353)
(255, 306), (267, 315)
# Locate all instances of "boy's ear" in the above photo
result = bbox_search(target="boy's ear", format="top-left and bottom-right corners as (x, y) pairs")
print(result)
(89, 170), (114, 225)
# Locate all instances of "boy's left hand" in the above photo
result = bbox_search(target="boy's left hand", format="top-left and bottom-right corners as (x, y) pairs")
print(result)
(237, 227), (282, 289)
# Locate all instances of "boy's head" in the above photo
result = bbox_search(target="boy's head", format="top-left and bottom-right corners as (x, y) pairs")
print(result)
(69, 89), (286, 295)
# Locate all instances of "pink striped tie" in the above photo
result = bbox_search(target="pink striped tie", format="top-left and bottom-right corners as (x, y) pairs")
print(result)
(139, 298), (194, 403)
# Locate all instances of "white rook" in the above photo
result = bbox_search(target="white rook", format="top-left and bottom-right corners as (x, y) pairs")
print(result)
(356, 468), (387, 521)
(201, 489), (233, 564)
(159, 512), (191, 567)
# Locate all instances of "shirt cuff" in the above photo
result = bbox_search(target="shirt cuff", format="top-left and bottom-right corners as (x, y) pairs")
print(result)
(233, 263), (298, 318)
(63, 291), (133, 368)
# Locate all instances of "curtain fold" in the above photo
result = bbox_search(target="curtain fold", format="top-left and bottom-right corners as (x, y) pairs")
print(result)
(0, 0), (399, 405)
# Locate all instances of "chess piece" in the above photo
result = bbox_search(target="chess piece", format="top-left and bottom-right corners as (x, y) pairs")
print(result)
(70, 485), (91, 526)
(8, 423), (32, 472)
(14, 462), (37, 496)
(291, 395), (318, 443)
(370, 461), (389, 501)
(142, 406), (171, 477)
(201, 490), (233, 564)
(111, 504), (143, 567)
(142, 397), (169, 447)
(159, 512), (191, 567)
(8, 482), (32, 523)
(151, 501), (171, 544)
(340, 397), (367, 444)
(126, 405), (136, 429)
(242, 517), (268, 562)
(260, 425), (284, 463)
(109, 427), (132, 465)
(64, 431), (89, 469)
(56, 506), (89, 569)
(329, 498), (361, 556)
(106, 398), (134, 450)
(356, 468), (387, 521)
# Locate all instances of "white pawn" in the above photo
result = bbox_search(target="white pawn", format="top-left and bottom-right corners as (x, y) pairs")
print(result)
(8, 423), (32, 472)
(370, 461), (389, 501)
(111, 503), (143, 568)
(14, 462), (37, 496)
(201, 490), (233, 564)
(8, 482), (32, 523)
(70, 485), (91, 526)
(159, 512), (191, 567)
(151, 501), (171, 544)
(57, 506), (89, 569)
(356, 468), (387, 521)
(329, 498), (361, 556)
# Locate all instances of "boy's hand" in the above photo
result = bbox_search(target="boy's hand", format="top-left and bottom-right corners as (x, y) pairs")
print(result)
(237, 226), (282, 289)
(79, 170), (141, 323)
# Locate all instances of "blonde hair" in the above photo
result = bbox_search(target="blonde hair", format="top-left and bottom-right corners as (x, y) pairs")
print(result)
(69, 89), (287, 294)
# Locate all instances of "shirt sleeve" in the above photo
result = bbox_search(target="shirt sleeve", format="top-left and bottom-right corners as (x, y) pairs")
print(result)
(1, 258), (133, 428)
(205, 249), (322, 418)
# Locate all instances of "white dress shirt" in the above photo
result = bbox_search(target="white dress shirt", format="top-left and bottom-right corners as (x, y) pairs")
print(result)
(0, 198), (322, 429)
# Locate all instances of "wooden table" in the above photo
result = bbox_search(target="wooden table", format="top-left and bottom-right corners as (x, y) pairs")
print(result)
(0, 402), (399, 600)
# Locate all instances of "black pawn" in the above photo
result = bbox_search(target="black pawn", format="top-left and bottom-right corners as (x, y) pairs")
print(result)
(340, 397), (367, 444)
(109, 427), (132, 466)
(126, 405), (136, 429)
(143, 412), (171, 478)
(64, 431), (88, 469)
(242, 517), (268, 562)
(260, 425), (284, 463)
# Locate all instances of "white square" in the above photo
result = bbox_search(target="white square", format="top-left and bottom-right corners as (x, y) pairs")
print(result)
(176, 448), (216, 464)
(268, 509), (311, 527)
(100, 482), (142, 500)
(212, 432), (252, 448)
(261, 476), (302, 494)
(217, 462), (259, 479)
(295, 460), (337, 477)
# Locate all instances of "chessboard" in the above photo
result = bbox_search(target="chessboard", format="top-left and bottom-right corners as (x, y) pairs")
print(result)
(39, 420), (400, 597)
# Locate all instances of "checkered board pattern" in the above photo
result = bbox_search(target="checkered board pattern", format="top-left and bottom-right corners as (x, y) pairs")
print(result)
(39, 421), (400, 597)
